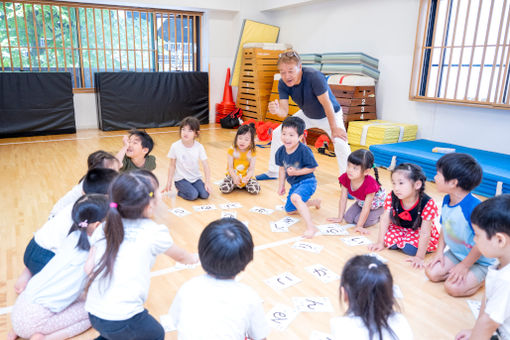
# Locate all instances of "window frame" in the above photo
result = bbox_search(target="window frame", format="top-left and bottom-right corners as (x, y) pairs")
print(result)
(409, 0), (510, 110)
(0, 0), (203, 92)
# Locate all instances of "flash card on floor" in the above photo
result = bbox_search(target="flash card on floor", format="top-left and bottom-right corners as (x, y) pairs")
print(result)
(310, 330), (333, 340)
(264, 272), (302, 291)
(316, 224), (349, 236)
(266, 304), (299, 331)
(367, 252), (388, 263)
(270, 222), (289, 233)
(275, 205), (285, 211)
(291, 241), (323, 253)
(393, 284), (404, 299)
(213, 179), (223, 185)
(250, 206), (274, 215)
(305, 264), (340, 283)
(277, 216), (300, 227)
(159, 314), (176, 332)
(175, 261), (200, 270)
(193, 204), (217, 212)
(220, 202), (242, 209)
(169, 207), (191, 217)
(293, 297), (333, 312)
(341, 236), (372, 246)
(221, 211), (237, 218)
(467, 300), (481, 318)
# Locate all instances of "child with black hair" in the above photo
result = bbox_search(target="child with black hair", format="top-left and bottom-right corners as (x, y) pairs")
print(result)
(116, 129), (156, 172)
(49, 150), (120, 219)
(331, 255), (413, 340)
(169, 218), (269, 340)
(276, 116), (321, 239)
(425, 153), (494, 297)
(86, 170), (198, 340)
(327, 149), (386, 234)
(219, 123), (260, 195)
(8, 194), (108, 340)
(15, 168), (118, 294)
(368, 163), (440, 268)
(456, 195), (510, 340)
(164, 116), (212, 200)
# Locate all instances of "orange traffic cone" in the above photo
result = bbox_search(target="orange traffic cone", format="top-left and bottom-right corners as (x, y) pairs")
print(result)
(216, 68), (238, 123)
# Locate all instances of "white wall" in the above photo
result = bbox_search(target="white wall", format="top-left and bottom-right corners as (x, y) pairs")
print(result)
(256, 0), (510, 154)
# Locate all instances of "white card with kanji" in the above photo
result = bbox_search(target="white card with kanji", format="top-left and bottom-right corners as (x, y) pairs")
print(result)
(250, 206), (275, 215)
(341, 236), (372, 246)
(291, 241), (323, 253)
(266, 304), (299, 331)
(467, 300), (481, 318)
(193, 204), (217, 212)
(220, 202), (242, 209)
(367, 252), (388, 263)
(169, 207), (191, 217)
(264, 272), (302, 291)
(393, 284), (404, 299)
(292, 297), (333, 312)
(316, 224), (349, 236)
(305, 264), (340, 283)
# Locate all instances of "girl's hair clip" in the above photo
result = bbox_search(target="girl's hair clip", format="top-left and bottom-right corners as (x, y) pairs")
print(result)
(109, 202), (118, 209)
(78, 220), (88, 228)
(149, 191), (154, 197)
(368, 263), (377, 269)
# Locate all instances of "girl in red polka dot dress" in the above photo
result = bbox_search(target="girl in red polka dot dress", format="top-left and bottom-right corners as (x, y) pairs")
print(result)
(368, 163), (439, 268)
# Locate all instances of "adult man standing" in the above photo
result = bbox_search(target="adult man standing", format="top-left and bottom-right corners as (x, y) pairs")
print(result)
(256, 51), (350, 180)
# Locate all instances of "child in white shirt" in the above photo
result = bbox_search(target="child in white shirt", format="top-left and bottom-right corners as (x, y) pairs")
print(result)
(8, 194), (108, 340)
(164, 116), (211, 200)
(456, 195), (510, 340)
(86, 170), (198, 340)
(331, 255), (413, 340)
(15, 168), (118, 294)
(169, 218), (269, 340)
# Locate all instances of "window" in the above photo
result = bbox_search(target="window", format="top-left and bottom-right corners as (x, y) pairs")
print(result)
(410, 0), (510, 108)
(0, 1), (202, 91)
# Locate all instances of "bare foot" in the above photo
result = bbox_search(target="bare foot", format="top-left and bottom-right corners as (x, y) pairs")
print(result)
(303, 226), (319, 239)
(7, 329), (18, 340)
(307, 198), (321, 209)
(15, 267), (32, 294)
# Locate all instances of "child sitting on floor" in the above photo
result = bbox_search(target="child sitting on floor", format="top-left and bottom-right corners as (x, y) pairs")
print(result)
(456, 195), (510, 340)
(426, 153), (495, 297)
(368, 163), (440, 268)
(219, 123), (260, 195)
(8, 194), (108, 340)
(331, 254), (413, 340)
(169, 218), (269, 340)
(327, 149), (386, 234)
(15, 168), (118, 294)
(164, 117), (212, 201)
(276, 116), (321, 238)
(116, 129), (156, 172)
(49, 150), (120, 219)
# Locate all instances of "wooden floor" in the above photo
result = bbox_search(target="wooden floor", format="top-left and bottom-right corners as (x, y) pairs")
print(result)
(0, 125), (482, 339)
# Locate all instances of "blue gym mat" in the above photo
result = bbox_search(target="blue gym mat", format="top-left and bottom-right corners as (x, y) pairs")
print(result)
(369, 139), (510, 197)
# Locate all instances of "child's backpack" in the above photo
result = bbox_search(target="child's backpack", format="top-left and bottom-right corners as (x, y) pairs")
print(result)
(220, 108), (243, 129)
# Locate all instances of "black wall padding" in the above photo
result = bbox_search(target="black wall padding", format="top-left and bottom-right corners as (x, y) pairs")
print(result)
(95, 72), (209, 131)
(0, 72), (75, 138)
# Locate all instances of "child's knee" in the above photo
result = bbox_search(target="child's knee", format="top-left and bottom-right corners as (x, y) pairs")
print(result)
(424, 266), (445, 282)
(444, 280), (469, 297)
(290, 193), (303, 204)
(179, 190), (199, 201)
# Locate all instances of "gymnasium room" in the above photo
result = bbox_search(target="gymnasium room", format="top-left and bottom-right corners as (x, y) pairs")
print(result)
(1, 0), (510, 339)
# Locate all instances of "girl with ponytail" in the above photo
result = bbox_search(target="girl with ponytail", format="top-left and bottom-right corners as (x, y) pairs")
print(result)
(85, 170), (198, 340)
(328, 149), (386, 234)
(331, 255), (413, 340)
(368, 163), (440, 268)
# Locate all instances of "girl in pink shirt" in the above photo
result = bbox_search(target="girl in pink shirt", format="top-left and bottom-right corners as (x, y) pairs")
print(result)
(328, 149), (385, 234)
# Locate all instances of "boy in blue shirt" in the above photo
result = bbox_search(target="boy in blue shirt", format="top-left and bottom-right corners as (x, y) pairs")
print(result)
(425, 153), (495, 297)
(276, 116), (321, 239)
